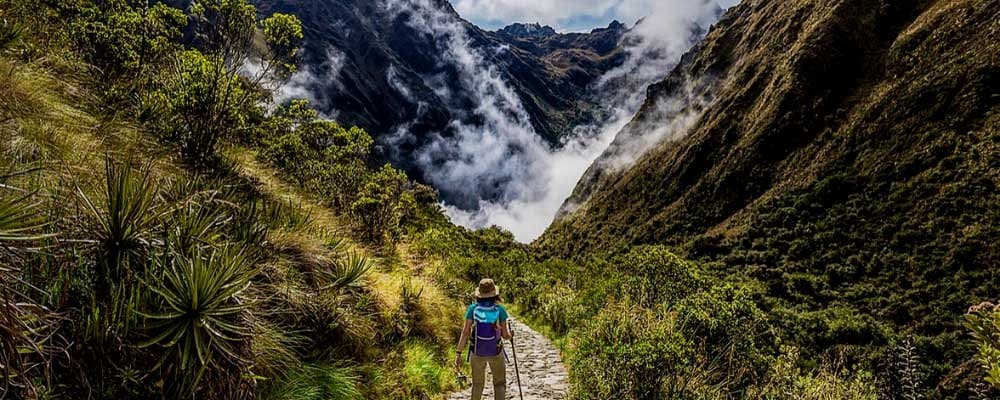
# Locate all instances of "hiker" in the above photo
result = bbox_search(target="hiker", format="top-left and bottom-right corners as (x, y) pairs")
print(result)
(455, 278), (512, 400)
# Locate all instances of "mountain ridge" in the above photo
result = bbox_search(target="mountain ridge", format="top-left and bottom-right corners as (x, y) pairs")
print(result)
(252, 0), (627, 145)
(540, 0), (999, 387)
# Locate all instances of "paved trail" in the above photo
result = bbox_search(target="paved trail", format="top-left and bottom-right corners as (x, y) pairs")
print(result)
(448, 319), (569, 400)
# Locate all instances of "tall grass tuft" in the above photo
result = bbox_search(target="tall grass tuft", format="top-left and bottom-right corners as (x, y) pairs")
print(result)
(258, 364), (362, 400)
(402, 340), (454, 394)
(248, 316), (303, 381)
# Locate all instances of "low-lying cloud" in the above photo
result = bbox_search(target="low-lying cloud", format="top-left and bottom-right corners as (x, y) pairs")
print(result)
(376, 0), (730, 242)
(451, 0), (740, 31)
(271, 47), (347, 117)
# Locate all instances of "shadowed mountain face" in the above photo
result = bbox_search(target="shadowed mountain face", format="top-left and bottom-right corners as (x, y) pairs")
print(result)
(541, 0), (999, 389)
(251, 0), (626, 162)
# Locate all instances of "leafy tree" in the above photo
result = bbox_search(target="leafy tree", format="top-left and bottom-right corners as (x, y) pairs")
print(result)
(259, 100), (376, 207)
(352, 165), (414, 243)
(71, 1), (186, 80)
(161, 0), (303, 165)
(162, 49), (255, 164)
(261, 12), (304, 76)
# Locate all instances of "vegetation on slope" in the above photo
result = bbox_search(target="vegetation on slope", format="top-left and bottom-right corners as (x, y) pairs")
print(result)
(0, 0), (462, 398)
(2, 0), (997, 399)
(532, 0), (998, 396)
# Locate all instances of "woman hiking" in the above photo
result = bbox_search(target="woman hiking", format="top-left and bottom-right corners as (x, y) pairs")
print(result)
(455, 278), (512, 400)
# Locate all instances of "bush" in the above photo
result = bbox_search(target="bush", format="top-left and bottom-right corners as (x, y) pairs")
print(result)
(569, 277), (778, 399)
(569, 303), (701, 400)
(966, 301), (1000, 389)
(674, 284), (776, 388)
(748, 347), (878, 400)
(539, 283), (587, 336)
(612, 246), (703, 308)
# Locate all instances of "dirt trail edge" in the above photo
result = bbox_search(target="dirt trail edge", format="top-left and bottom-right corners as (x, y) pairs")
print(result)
(448, 318), (569, 400)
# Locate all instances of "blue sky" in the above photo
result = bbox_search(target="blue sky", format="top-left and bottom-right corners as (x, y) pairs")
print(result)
(449, 0), (740, 32)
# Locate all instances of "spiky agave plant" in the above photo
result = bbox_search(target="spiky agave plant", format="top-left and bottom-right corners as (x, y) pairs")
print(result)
(0, 192), (48, 242)
(142, 245), (258, 393)
(0, 180), (59, 398)
(77, 156), (165, 338)
(321, 250), (373, 292)
(78, 155), (162, 278)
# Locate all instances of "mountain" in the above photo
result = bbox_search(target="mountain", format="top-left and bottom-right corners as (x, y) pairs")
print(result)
(251, 0), (627, 150)
(541, 0), (999, 386)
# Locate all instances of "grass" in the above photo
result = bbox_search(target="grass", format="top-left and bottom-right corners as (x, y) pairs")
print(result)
(403, 340), (456, 394)
(258, 363), (362, 400)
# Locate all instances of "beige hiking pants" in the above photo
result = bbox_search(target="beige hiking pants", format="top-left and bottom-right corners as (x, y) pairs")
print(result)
(470, 353), (506, 400)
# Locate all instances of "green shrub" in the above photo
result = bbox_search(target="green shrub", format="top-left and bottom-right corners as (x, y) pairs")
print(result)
(569, 303), (698, 400)
(539, 283), (586, 335)
(612, 246), (703, 308)
(569, 278), (777, 399)
(966, 301), (1000, 389)
(674, 284), (776, 388)
(748, 347), (877, 400)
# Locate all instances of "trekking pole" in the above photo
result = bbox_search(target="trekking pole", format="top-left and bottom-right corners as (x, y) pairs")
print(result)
(509, 320), (524, 400)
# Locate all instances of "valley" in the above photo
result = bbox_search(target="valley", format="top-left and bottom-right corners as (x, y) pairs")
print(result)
(250, 0), (723, 241)
(1, 0), (997, 399)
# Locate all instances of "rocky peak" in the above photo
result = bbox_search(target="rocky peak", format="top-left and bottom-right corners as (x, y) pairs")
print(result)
(598, 20), (626, 33)
(498, 22), (558, 39)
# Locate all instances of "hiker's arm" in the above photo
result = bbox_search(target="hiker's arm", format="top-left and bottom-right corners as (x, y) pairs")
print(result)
(455, 319), (473, 367)
(500, 319), (512, 340)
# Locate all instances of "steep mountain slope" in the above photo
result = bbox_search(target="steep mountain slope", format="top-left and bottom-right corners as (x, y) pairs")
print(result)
(541, 0), (999, 383)
(251, 0), (626, 147)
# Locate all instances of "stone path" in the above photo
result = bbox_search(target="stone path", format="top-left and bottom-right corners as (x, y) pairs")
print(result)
(448, 318), (569, 400)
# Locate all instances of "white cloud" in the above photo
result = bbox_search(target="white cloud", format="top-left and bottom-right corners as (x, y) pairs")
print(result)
(273, 47), (347, 109)
(450, 0), (740, 31)
(382, 0), (725, 242)
(451, 0), (618, 30)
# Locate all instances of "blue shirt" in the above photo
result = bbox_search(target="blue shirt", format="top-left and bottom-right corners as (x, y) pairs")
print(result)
(465, 302), (509, 322)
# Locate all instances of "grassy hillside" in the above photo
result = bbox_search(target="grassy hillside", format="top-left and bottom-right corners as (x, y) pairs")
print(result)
(535, 0), (998, 394)
(0, 1), (466, 398)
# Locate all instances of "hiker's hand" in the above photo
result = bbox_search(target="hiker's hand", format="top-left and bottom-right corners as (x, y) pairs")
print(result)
(454, 354), (462, 369)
